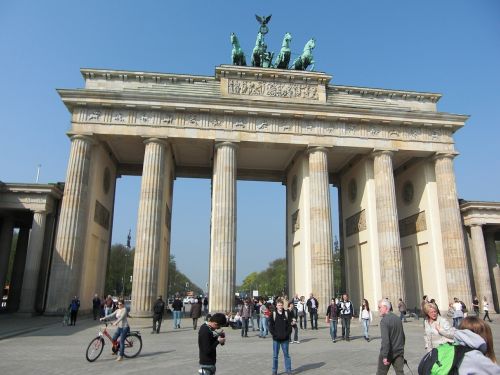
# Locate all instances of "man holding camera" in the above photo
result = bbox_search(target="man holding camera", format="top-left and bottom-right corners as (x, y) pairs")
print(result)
(198, 313), (227, 375)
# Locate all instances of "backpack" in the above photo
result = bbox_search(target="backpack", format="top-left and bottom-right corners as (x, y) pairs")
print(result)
(418, 342), (473, 375)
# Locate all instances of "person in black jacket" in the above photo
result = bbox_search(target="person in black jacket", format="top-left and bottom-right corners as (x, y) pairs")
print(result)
(340, 293), (353, 341)
(172, 296), (183, 329)
(198, 313), (227, 375)
(269, 299), (293, 375)
(306, 293), (319, 330)
(152, 295), (165, 334)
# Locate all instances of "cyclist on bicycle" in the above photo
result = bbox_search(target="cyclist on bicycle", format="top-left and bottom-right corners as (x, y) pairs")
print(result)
(100, 299), (129, 361)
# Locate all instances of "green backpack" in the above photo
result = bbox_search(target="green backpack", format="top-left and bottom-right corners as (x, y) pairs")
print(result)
(418, 342), (473, 375)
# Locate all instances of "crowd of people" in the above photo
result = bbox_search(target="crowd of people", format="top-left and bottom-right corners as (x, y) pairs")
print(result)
(87, 291), (498, 375)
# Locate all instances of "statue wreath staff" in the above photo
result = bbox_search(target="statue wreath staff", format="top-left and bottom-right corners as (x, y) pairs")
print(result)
(255, 14), (272, 35)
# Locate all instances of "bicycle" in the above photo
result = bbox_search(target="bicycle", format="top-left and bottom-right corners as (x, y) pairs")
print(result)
(85, 323), (142, 362)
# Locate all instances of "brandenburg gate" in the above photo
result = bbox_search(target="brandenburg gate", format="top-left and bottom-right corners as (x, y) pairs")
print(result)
(37, 61), (490, 317)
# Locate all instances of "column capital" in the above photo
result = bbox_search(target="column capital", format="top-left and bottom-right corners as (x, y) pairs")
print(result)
(469, 222), (484, 228)
(433, 151), (459, 161)
(68, 133), (96, 145)
(372, 148), (397, 158)
(306, 145), (330, 154)
(33, 210), (47, 215)
(143, 137), (168, 147)
(214, 140), (239, 150)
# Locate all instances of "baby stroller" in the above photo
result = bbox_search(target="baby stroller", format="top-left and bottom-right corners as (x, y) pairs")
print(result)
(62, 306), (71, 326)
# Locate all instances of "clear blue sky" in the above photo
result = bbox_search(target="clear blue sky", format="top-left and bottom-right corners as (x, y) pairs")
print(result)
(1, 1), (499, 291)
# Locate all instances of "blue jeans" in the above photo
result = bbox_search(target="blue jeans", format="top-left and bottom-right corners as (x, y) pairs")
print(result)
(173, 310), (181, 328)
(329, 319), (338, 340)
(260, 317), (268, 337)
(112, 326), (129, 357)
(272, 339), (291, 373)
(453, 317), (463, 328)
(361, 319), (370, 338)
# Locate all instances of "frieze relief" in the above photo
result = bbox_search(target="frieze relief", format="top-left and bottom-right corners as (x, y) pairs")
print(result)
(346, 210), (366, 237)
(75, 107), (453, 144)
(227, 79), (319, 101)
(399, 211), (426, 238)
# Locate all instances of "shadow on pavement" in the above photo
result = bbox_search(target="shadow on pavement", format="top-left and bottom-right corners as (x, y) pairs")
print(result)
(294, 362), (326, 373)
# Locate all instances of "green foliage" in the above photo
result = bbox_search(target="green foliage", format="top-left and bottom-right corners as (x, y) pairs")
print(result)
(167, 255), (203, 297)
(104, 245), (203, 298)
(104, 244), (134, 297)
(240, 258), (287, 296)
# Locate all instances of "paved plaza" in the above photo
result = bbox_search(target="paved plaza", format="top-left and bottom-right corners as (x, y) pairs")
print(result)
(0, 313), (498, 374)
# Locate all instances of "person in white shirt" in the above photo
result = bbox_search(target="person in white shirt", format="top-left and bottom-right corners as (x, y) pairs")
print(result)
(359, 298), (373, 341)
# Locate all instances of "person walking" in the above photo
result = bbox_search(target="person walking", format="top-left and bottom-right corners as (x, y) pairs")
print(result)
(359, 298), (373, 341)
(269, 299), (292, 375)
(69, 296), (80, 326)
(172, 295), (183, 329)
(92, 294), (101, 320)
(306, 293), (319, 330)
(452, 297), (465, 328)
(198, 313), (227, 375)
(104, 295), (114, 316)
(259, 299), (269, 338)
(397, 298), (408, 322)
(288, 301), (299, 344)
(297, 296), (307, 329)
(340, 293), (353, 341)
(376, 299), (405, 375)
(100, 299), (129, 362)
(483, 296), (493, 322)
(191, 298), (203, 330)
(326, 298), (340, 342)
(239, 299), (252, 337)
(472, 295), (480, 316)
(152, 295), (165, 334)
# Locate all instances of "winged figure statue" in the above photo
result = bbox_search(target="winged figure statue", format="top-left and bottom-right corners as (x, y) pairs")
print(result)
(255, 14), (272, 34)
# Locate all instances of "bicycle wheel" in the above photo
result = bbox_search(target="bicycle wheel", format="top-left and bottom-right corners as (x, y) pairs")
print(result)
(86, 337), (104, 362)
(123, 333), (142, 358)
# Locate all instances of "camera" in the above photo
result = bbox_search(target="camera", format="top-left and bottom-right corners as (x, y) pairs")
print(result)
(218, 331), (225, 345)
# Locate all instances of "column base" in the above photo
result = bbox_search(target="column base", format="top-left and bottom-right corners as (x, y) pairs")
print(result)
(130, 310), (153, 318)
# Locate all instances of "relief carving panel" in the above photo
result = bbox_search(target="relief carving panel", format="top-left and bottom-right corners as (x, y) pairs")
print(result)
(399, 211), (426, 238)
(346, 209), (366, 237)
(227, 79), (319, 101)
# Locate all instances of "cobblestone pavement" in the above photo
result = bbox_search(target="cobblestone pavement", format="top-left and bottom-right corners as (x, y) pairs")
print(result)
(0, 313), (498, 375)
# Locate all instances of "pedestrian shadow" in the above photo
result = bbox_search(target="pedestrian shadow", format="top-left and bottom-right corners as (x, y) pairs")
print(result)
(139, 350), (175, 358)
(293, 362), (325, 373)
(297, 338), (315, 343)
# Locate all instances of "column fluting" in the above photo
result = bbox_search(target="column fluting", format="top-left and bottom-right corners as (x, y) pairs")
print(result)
(131, 138), (167, 317)
(373, 150), (405, 304)
(434, 153), (471, 304)
(470, 224), (495, 312)
(308, 147), (334, 311)
(209, 141), (237, 313)
(19, 211), (47, 312)
(46, 135), (93, 313)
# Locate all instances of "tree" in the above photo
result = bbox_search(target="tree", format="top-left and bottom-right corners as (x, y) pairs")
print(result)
(239, 258), (286, 297)
(105, 244), (134, 297)
(104, 247), (203, 298)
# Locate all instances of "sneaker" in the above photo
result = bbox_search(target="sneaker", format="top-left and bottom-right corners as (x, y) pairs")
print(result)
(332, 339), (336, 343)
(294, 340), (300, 344)
(116, 356), (123, 362)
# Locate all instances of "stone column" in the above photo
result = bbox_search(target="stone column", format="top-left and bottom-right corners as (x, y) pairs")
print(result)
(131, 138), (167, 317)
(7, 226), (30, 311)
(373, 150), (405, 304)
(209, 141), (237, 313)
(0, 216), (15, 292)
(434, 153), (471, 304)
(46, 135), (93, 313)
(308, 147), (334, 311)
(472, 227), (497, 313)
(484, 230), (499, 311)
(19, 211), (47, 313)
